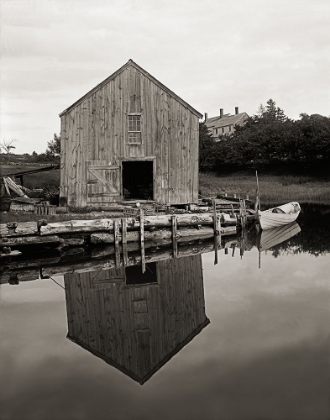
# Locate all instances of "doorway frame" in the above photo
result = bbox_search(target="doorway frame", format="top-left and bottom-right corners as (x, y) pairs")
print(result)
(119, 156), (156, 201)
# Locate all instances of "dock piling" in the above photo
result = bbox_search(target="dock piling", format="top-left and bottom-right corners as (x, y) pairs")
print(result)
(114, 219), (120, 268)
(140, 208), (146, 273)
(122, 218), (128, 267)
(172, 215), (178, 258)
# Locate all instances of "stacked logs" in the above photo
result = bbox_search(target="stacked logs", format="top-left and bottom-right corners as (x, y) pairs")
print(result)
(0, 212), (237, 256)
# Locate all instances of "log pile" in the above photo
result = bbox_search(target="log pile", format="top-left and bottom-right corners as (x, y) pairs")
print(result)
(0, 212), (237, 256)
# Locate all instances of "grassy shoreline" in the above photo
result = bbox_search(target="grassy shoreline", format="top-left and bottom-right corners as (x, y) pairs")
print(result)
(199, 172), (330, 205)
(1, 172), (329, 224)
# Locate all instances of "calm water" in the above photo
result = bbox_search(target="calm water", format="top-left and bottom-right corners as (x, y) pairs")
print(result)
(1, 204), (330, 420)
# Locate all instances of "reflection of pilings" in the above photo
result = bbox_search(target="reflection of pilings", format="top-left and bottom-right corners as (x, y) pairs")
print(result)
(90, 226), (236, 245)
(0, 236), (239, 284)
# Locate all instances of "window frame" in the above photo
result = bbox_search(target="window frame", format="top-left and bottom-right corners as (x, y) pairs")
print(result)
(127, 113), (142, 145)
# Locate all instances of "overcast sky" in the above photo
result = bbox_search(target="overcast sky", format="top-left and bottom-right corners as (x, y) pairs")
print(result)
(1, 0), (329, 154)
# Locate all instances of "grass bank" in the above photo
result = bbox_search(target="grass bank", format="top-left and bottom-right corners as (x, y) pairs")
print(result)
(199, 172), (330, 205)
(0, 164), (60, 189)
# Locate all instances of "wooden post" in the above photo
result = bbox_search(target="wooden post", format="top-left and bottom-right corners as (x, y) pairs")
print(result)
(172, 215), (178, 258)
(231, 244), (236, 257)
(213, 201), (218, 265)
(121, 218), (128, 267)
(140, 208), (146, 273)
(216, 214), (222, 263)
(114, 219), (120, 268)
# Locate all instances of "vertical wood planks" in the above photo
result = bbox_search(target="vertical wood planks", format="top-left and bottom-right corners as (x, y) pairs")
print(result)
(140, 208), (146, 273)
(60, 63), (201, 208)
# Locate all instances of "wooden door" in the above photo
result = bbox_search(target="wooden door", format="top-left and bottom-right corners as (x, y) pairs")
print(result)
(87, 160), (120, 204)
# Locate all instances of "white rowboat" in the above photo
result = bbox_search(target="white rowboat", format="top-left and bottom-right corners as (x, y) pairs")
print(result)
(258, 202), (301, 230)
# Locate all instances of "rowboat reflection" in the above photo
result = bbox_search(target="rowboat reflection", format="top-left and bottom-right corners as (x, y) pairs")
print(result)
(257, 222), (301, 252)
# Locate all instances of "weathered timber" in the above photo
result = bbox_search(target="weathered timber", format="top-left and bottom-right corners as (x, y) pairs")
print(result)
(140, 208), (146, 273)
(34, 204), (57, 215)
(0, 234), (242, 284)
(60, 60), (201, 208)
(0, 222), (38, 237)
(39, 213), (230, 236)
(3, 177), (11, 196)
(61, 237), (86, 246)
(1, 239), (219, 283)
(90, 225), (236, 244)
(114, 219), (120, 268)
(10, 202), (35, 212)
(91, 233), (228, 258)
(172, 215), (178, 258)
(0, 255), (61, 272)
(221, 213), (237, 226)
(0, 235), (63, 247)
(122, 217), (128, 266)
(3, 177), (28, 198)
(0, 250), (21, 258)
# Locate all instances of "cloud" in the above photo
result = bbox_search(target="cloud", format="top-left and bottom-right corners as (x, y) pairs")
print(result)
(1, 0), (330, 153)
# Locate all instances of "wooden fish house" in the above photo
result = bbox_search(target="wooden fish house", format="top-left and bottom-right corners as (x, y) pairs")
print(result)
(59, 60), (203, 208)
(64, 255), (209, 384)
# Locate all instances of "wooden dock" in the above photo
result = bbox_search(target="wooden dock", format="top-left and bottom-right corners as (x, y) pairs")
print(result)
(0, 208), (241, 275)
(0, 194), (257, 277)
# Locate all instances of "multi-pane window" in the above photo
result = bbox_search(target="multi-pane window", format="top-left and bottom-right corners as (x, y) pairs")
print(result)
(128, 115), (142, 144)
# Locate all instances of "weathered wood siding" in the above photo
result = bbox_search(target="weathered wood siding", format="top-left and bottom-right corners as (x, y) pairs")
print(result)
(60, 64), (200, 207)
(64, 256), (208, 383)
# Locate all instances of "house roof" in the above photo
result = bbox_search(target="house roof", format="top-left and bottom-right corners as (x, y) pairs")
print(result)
(60, 59), (203, 118)
(67, 318), (210, 385)
(205, 112), (249, 129)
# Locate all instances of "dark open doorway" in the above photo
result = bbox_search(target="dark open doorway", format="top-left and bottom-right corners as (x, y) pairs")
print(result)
(122, 161), (153, 200)
(125, 262), (157, 285)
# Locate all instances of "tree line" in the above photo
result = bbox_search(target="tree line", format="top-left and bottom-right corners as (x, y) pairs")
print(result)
(199, 99), (330, 175)
(0, 134), (61, 164)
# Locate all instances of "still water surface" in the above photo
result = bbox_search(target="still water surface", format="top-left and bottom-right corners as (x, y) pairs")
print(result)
(1, 204), (329, 420)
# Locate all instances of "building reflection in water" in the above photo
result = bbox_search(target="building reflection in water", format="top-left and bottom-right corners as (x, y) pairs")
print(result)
(64, 255), (210, 384)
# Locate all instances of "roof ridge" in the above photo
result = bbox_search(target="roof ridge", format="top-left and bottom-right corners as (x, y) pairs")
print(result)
(60, 60), (202, 118)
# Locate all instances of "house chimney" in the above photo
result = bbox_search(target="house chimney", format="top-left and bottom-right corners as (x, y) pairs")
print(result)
(235, 107), (239, 115)
(204, 112), (208, 122)
(220, 108), (223, 118)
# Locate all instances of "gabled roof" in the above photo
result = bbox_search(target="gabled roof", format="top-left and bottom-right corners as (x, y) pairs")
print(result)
(206, 112), (249, 129)
(67, 318), (210, 385)
(60, 59), (203, 118)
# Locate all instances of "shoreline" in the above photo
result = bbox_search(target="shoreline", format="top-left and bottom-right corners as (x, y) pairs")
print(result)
(1, 172), (330, 225)
(199, 172), (330, 205)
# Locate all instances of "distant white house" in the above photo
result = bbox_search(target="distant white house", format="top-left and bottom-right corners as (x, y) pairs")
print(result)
(204, 107), (249, 140)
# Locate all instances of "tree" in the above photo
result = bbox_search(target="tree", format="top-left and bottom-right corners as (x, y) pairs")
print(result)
(199, 122), (218, 172)
(198, 100), (330, 175)
(0, 138), (17, 154)
(46, 133), (61, 159)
